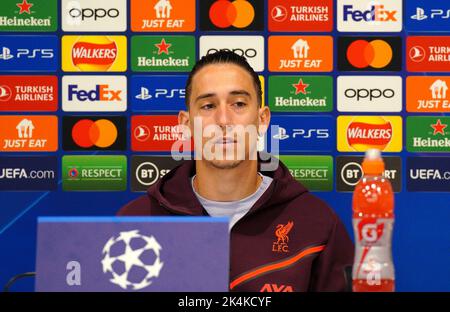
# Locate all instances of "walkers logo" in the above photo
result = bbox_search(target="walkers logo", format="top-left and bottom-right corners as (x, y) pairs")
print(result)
(406, 1), (450, 32)
(407, 117), (450, 153)
(131, 156), (181, 192)
(407, 36), (450, 72)
(199, 36), (264, 72)
(62, 35), (127, 72)
(336, 156), (402, 192)
(279, 155), (333, 191)
(131, 36), (195, 72)
(338, 36), (402, 71)
(62, 116), (126, 151)
(268, 115), (334, 152)
(407, 76), (450, 113)
(0, 0), (57, 32)
(0, 115), (58, 152)
(337, 116), (402, 152)
(268, 36), (333, 72)
(131, 0), (195, 32)
(268, 76), (332, 112)
(337, 76), (402, 112)
(407, 157), (450, 192)
(272, 221), (294, 253)
(0, 75), (57, 111)
(62, 76), (127, 112)
(131, 75), (187, 112)
(62, 0), (127, 32)
(0, 35), (57, 71)
(131, 115), (189, 152)
(62, 155), (127, 191)
(0, 156), (57, 191)
(200, 0), (263, 31)
(268, 0), (333, 32)
(337, 0), (402, 32)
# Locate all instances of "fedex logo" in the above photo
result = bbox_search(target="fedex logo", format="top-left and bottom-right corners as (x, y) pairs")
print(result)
(62, 76), (127, 112)
(343, 5), (398, 22)
(68, 84), (122, 102)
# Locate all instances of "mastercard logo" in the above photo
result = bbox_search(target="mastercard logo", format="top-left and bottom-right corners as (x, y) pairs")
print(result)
(209, 0), (255, 28)
(346, 39), (393, 69)
(71, 119), (118, 148)
(71, 36), (118, 71)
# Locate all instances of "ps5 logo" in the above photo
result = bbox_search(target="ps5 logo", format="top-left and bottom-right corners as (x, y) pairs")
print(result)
(411, 7), (450, 20)
(135, 87), (185, 101)
(273, 127), (330, 140)
(0, 46), (54, 60)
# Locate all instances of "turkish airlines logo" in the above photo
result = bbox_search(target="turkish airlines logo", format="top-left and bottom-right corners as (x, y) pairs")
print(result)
(271, 6), (287, 22)
(0, 85), (12, 101)
(407, 36), (450, 72)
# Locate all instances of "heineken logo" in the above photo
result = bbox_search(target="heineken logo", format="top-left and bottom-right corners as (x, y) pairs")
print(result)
(132, 36), (195, 72)
(407, 117), (450, 152)
(0, 0), (56, 31)
(268, 76), (332, 112)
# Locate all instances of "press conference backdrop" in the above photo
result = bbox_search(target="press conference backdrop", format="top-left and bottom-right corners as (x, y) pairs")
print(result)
(0, 0), (450, 291)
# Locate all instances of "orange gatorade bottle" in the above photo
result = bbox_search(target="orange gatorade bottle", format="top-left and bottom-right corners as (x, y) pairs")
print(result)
(352, 149), (395, 292)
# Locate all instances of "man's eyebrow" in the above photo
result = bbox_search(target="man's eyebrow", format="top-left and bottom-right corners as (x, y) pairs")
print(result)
(194, 90), (252, 102)
(229, 90), (252, 98)
(194, 93), (216, 102)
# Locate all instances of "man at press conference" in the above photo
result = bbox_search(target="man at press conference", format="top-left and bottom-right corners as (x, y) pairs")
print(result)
(118, 50), (354, 292)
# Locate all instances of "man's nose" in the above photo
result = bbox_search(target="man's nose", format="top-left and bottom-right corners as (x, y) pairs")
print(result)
(215, 102), (232, 127)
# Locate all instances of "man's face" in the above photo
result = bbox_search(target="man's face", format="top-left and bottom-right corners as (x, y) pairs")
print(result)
(179, 63), (270, 169)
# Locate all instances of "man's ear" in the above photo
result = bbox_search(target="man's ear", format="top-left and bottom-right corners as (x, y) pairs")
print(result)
(178, 110), (190, 127)
(178, 110), (191, 140)
(258, 106), (271, 136)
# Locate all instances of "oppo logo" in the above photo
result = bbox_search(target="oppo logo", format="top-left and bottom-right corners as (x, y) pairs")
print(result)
(68, 8), (120, 21)
(206, 48), (257, 58)
(344, 88), (395, 101)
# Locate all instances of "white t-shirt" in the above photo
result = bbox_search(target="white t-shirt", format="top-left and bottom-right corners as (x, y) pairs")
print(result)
(191, 173), (274, 231)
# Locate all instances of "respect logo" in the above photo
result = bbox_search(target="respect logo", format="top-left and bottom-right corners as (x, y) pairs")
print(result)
(62, 35), (127, 72)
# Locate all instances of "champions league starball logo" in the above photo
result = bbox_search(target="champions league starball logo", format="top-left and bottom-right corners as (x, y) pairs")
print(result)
(101, 230), (164, 290)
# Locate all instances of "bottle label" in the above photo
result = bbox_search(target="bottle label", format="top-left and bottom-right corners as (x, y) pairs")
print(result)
(353, 218), (395, 285)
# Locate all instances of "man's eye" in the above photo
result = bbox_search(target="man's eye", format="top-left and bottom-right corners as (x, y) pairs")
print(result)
(201, 103), (214, 110)
(234, 101), (247, 108)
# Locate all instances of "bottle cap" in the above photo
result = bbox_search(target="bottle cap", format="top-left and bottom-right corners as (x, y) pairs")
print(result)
(362, 149), (385, 175)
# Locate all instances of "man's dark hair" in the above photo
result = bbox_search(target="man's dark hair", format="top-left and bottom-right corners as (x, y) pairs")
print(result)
(185, 50), (263, 109)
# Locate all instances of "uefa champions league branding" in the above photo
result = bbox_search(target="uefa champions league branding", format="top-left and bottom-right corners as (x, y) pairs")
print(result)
(101, 230), (164, 291)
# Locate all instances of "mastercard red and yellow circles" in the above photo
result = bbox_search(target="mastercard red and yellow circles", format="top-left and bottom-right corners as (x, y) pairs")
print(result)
(347, 39), (393, 69)
(72, 119), (118, 148)
(209, 0), (255, 28)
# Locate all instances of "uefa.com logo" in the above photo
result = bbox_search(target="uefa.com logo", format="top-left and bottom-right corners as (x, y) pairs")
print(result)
(158, 118), (289, 172)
